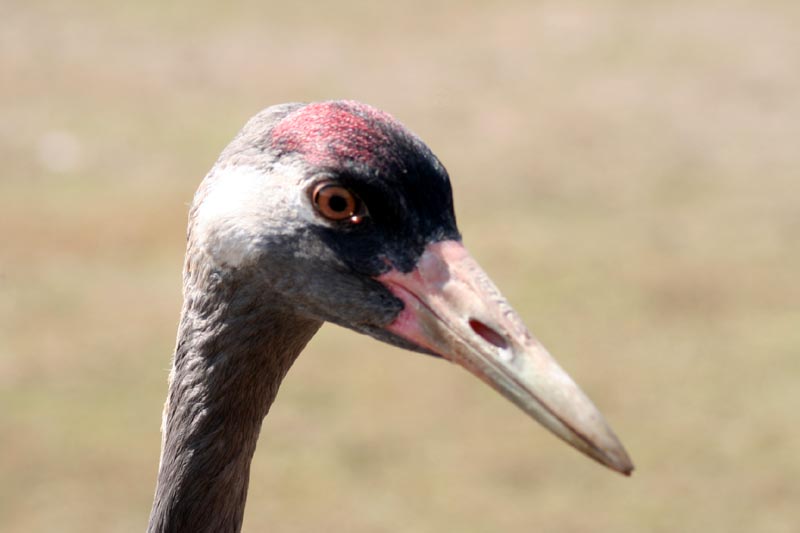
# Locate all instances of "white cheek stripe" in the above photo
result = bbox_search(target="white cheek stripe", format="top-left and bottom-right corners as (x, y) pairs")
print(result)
(191, 164), (315, 268)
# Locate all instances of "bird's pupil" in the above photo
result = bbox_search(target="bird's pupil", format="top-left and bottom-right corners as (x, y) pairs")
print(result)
(329, 195), (348, 212)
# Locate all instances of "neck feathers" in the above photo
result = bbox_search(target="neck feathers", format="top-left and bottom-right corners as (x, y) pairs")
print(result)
(148, 267), (321, 533)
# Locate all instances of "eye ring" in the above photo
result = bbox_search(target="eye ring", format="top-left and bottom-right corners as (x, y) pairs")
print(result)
(311, 182), (363, 222)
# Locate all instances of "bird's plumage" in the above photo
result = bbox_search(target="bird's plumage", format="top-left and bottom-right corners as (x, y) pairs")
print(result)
(148, 100), (632, 533)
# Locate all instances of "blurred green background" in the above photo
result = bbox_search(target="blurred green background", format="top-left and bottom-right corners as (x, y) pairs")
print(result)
(2, 1), (799, 532)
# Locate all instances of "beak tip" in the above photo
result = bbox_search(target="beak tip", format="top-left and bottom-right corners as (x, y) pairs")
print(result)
(617, 459), (635, 477)
(604, 446), (635, 477)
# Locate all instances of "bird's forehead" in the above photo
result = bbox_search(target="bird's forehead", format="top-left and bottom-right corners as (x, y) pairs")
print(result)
(270, 101), (405, 168)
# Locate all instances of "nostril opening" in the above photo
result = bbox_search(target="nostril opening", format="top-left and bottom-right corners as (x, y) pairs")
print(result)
(469, 319), (509, 350)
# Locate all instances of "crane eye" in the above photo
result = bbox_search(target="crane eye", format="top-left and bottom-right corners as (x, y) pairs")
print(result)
(311, 182), (363, 222)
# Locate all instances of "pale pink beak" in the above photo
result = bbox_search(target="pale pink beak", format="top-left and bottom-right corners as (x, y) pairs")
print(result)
(376, 240), (633, 475)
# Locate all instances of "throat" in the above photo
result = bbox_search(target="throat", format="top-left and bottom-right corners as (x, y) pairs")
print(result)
(148, 278), (321, 533)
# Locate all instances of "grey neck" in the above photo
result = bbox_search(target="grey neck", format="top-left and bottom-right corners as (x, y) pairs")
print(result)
(148, 268), (321, 533)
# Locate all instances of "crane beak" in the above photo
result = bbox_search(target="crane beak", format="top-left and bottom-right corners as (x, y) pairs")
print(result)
(375, 240), (634, 475)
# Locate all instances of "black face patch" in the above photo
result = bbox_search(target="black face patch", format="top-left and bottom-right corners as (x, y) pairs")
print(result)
(310, 163), (460, 276)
